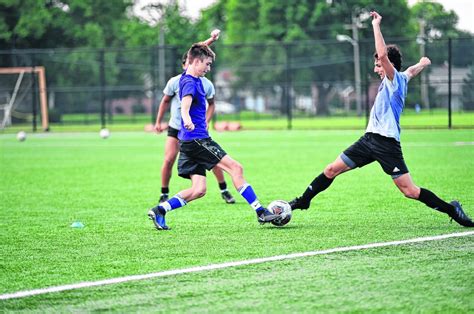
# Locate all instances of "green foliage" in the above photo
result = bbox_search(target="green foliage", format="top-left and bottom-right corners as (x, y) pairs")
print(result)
(0, 0), (471, 119)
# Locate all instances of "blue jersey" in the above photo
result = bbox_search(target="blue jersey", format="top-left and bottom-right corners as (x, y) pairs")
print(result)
(366, 70), (409, 142)
(163, 74), (215, 130)
(178, 73), (209, 141)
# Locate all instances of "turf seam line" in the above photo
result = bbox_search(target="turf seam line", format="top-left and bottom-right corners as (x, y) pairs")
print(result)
(1, 231), (473, 300)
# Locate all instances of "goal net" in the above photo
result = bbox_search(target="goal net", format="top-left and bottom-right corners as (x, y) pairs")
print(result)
(0, 67), (49, 130)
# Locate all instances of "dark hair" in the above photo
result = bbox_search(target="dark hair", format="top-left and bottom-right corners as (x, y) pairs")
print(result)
(181, 52), (188, 65)
(374, 44), (402, 71)
(187, 43), (216, 64)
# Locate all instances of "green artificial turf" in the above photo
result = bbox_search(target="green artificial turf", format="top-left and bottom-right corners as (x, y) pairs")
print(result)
(0, 129), (473, 312)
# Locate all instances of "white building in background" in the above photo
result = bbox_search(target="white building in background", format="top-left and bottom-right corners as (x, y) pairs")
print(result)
(429, 66), (470, 110)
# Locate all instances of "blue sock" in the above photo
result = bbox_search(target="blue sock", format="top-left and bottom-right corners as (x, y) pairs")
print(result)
(160, 194), (187, 212)
(238, 183), (264, 213)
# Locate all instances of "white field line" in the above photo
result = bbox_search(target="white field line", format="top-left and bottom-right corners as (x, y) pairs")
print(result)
(1, 231), (473, 300)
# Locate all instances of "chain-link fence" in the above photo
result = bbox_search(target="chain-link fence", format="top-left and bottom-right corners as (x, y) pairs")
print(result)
(0, 36), (472, 131)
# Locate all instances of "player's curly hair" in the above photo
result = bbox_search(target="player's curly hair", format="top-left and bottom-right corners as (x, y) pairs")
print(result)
(187, 43), (216, 64)
(374, 44), (402, 71)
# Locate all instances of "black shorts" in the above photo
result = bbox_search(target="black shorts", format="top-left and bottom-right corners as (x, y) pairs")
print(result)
(177, 137), (227, 179)
(340, 133), (409, 178)
(167, 126), (179, 139)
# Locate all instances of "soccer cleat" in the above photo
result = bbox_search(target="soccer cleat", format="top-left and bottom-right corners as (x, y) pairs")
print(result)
(448, 201), (474, 227)
(221, 190), (236, 204)
(257, 208), (280, 225)
(288, 197), (310, 211)
(147, 206), (170, 230)
(159, 194), (169, 203)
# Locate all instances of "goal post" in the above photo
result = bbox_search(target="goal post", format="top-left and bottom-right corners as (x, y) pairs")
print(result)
(0, 66), (49, 131)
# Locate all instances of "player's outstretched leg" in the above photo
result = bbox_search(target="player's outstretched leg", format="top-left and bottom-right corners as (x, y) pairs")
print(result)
(289, 157), (350, 210)
(418, 188), (474, 227)
(448, 201), (474, 227)
(217, 155), (278, 224)
(289, 172), (334, 210)
(395, 175), (474, 228)
(238, 183), (278, 224)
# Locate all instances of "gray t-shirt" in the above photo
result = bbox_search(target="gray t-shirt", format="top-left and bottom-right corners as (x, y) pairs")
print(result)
(163, 74), (215, 130)
(366, 70), (410, 142)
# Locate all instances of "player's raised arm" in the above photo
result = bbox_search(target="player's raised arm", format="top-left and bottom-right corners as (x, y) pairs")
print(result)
(404, 57), (431, 80)
(371, 11), (395, 81)
(181, 95), (195, 131)
(202, 29), (220, 46)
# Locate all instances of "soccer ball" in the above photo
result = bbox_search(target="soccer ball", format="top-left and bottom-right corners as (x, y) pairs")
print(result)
(16, 131), (26, 142)
(99, 128), (110, 139)
(267, 200), (292, 226)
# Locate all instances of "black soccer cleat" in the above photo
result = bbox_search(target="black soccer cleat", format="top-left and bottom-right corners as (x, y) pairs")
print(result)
(448, 201), (474, 227)
(159, 194), (169, 203)
(257, 208), (280, 225)
(288, 197), (310, 211)
(221, 190), (236, 204)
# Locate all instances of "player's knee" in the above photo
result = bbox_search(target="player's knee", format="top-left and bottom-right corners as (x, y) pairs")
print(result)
(324, 164), (338, 179)
(230, 162), (243, 177)
(193, 187), (207, 199)
(402, 187), (418, 199)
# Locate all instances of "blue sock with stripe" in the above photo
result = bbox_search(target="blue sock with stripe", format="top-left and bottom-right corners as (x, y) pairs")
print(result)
(238, 183), (264, 213)
(159, 194), (187, 213)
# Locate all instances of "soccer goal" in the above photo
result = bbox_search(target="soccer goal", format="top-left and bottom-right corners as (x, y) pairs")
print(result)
(0, 67), (49, 131)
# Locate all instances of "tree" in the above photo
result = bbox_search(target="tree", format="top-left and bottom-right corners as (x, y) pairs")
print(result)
(412, 1), (471, 67)
(202, 0), (417, 116)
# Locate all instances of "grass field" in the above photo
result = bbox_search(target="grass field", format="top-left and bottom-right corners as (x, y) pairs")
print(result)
(1, 129), (473, 312)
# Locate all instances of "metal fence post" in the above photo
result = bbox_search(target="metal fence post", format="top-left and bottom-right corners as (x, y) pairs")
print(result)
(285, 43), (292, 130)
(448, 38), (452, 129)
(151, 46), (157, 124)
(100, 49), (106, 129)
(31, 53), (37, 132)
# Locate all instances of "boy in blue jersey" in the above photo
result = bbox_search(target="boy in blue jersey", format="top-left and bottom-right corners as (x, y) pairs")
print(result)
(148, 43), (278, 230)
(288, 11), (473, 227)
(154, 30), (235, 205)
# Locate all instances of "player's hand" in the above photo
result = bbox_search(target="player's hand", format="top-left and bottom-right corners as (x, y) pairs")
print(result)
(154, 122), (163, 133)
(210, 29), (220, 41)
(183, 120), (195, 131)
(419, 57), (431, 67)
(370, 11), (382, 26)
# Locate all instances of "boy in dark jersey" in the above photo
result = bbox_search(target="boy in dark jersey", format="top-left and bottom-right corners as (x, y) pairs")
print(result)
(148, 43), (278, 230)
(154, 30), (235, 205)
(288, 11), (473, 228)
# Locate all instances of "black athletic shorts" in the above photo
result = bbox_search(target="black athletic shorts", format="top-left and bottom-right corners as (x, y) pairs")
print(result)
(340, 132), (409, 179)
(167, 126), (179, 139)
(177, 137), (227, 179)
